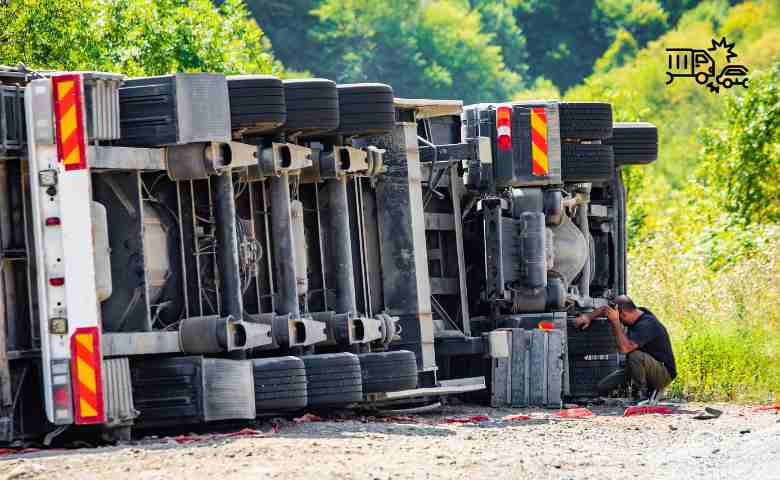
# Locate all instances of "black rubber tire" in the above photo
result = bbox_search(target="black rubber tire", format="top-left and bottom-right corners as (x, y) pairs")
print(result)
(300, 353), (363, 407)
(605, 122), (658, 166)
(559, 102), (613, 140)
(336, 83), (395, 136)
(251, 356), (308, 413)
(357, 350), (418, 394)
(227, 75), (286, 135)
(281, 78), (339, 135)
(561, 143), (615, 183)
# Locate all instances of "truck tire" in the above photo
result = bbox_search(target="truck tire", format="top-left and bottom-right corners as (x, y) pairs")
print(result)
(605, 122), (658, 166)
(281, 78), (339, 135)
(561, 143), (615, 182)
(336, 83), (395, 136)
(252, 357), (308, 413)
(227, 75), (286, 136)
(559, 102), (613, 140)
(301, 353), (363, 407)
(357, 350), (418, 394)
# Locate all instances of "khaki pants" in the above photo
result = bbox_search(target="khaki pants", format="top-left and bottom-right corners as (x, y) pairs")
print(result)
(627, 350), (672, 394)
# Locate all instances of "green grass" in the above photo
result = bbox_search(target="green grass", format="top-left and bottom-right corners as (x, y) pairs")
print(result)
(629, 230), (780, 402)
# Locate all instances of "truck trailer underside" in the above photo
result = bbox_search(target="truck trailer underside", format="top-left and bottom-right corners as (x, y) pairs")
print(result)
(0, 67), (656, 444)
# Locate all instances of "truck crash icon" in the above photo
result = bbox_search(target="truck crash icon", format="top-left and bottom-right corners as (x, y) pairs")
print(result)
(665, 49), (715, 85)
(665, 37), (748, 93)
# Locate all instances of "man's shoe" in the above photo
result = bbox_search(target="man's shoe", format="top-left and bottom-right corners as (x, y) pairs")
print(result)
(596, 369), (627, 396)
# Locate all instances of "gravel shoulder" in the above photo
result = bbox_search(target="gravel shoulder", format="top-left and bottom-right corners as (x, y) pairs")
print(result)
(1, 403), (778, 480)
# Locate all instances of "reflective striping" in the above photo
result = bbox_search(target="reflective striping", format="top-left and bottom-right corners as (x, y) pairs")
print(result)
(57, 80), (74, 100)
(75, 332), (94, 353)
(60, 105), (77, 140)
(80, 399), (97, 417)
(70, 327), (105, 424)
(52, 75), (87, 171)
(76, 356), (97, 393)
(530, 107), (549, 176)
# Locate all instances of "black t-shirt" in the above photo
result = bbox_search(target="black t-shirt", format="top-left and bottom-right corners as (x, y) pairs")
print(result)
(626, 308), (677, 379)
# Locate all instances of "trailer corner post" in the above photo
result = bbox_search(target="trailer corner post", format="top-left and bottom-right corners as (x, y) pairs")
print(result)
(373, 106), (437, 386)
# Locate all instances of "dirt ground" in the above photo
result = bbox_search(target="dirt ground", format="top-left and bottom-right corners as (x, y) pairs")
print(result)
(1, 402), (779, 480)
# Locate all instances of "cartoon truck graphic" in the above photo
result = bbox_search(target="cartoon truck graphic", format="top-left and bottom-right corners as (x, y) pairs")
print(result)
(666, 49), (715, 85)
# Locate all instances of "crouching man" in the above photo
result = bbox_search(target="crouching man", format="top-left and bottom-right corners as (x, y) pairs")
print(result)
(575, 295), (677, 399)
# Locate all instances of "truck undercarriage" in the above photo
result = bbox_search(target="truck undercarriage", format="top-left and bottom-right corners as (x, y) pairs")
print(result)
(0, 66), (656, 444)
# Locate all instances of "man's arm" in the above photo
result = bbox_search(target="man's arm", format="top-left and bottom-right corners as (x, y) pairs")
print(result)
(607, 307), (639, 353)
(574, 305), (609, 329)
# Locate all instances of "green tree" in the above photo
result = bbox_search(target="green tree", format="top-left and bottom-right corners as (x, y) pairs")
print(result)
(0, 0), (282, 76)
(701, 64), (780, 224)
(594, 28), (639, 72)
(312, 0), (521, 103)
(244, 0), (320, 74)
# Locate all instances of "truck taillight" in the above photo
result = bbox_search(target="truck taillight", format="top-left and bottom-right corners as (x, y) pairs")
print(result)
(496, 106), (512, 151)
(51, 360), (73, 423)
(71, 327), (105, 424)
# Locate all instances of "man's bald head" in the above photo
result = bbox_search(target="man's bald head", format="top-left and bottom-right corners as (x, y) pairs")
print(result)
(613, 295), (637, 311)
(612, 295), (642, 325)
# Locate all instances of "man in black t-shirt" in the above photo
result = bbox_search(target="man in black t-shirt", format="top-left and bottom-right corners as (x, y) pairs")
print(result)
(575, 295), (676, 398)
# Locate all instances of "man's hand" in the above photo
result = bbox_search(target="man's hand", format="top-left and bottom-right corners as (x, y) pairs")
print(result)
(575, 315), (592, 330)
(606, 306), (620, 325)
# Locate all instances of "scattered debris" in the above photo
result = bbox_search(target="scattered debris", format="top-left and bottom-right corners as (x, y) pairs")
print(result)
(754, 404), (780, 413)
(501, 414), (531, 422)
(693, 407), (723, 420)
(0, 448), (42, 457)
(171, 428), (267, 445)
(444, 415), (491, 424)
(294, 413), (324, 423)
(623, 405), (675, 417)
(556, 407), (594, 418)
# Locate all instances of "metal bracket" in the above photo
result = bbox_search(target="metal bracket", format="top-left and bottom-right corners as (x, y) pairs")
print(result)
(166, 142), (233, 180)
(255, 142), (313, 177)
(179, 315), (273, 353)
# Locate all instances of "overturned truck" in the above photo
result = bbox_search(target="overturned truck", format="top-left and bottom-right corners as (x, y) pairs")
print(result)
(0, 66), (656, 443)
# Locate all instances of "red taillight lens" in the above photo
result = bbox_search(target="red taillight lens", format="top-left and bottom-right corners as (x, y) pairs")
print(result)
(496, 106), (512, 151)
(45, 217), (61, 226)
(50, 277), (65, 286)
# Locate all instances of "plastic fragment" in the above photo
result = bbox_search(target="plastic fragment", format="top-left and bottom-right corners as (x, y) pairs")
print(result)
(444, 415), (491, 424)
(502, 414), (531, 421)
(754, 404), (780, 412)
(623, 405), (675, 416)
(556, 407), (593, 418)
(293, 413), (323, 423)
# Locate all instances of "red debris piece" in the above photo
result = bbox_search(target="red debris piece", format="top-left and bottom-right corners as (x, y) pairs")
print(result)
(444, 415), (491, 424)
(0, 448), (42, 456)
(623, 405), (675, 417)
(173, 434), (197, 444)
(556, 407), (593, 418)
(293, 413), (323, 423)
(501, 414), (531, 422)
(223, 428), (265, 438)
(754, 404), (780, 412)
(171, 428), (266, 445)
(380, 415), (418, 423)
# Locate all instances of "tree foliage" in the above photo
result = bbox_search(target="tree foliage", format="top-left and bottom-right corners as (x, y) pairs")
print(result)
(702, 64), (780, 224)
(310, 0), (522, 103)
(0, 0), (282, 76)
